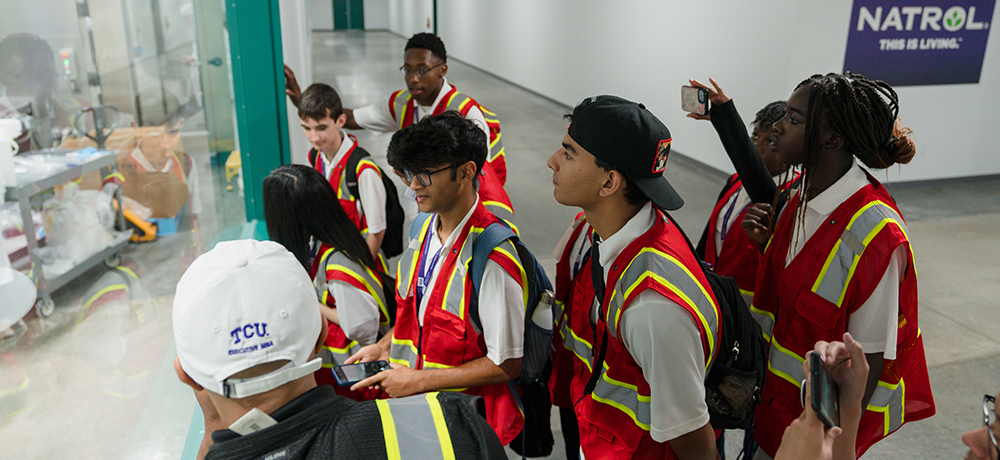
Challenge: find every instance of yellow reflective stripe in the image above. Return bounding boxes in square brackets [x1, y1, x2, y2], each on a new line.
[866, 379, 905, 436]
[116, 266, 139, 280]
[591, 363, 651, 430]
[389, 337, 419, 367]
[103, 172, 125, 183]
[482, 200, 512, 215]
[767, 338, 805, 387]
[562, 324, 594, 371]
[749, 304, 775, 340]
[376, 399, 402, 460]
[82, 284, 127, 309]
[438, 265, 465, 319]
[446, 91, 461, 108]
[609, 248, 718, 367]
[426, 393, 457, 460]
[328, 263, 388, 318]
[457, 98, 472, 113]
[405, 218, 433, 289]
[491, 244, 528, 306]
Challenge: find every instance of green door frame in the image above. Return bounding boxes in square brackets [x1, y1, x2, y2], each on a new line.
[225, 0, 291, 221]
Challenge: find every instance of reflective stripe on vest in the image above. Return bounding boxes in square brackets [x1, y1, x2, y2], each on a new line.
[389, 336, 419, 368]
[867, 379, 906, 436]
[812, 201, 909, 307]
[392, 91, 413, 130]
[480, 106, 504, 164]
[319, 341, 362, 367]
[605, 247, 719, 370]
[376, 392, 456, 460]
[590, 362, 652, 430]
[750, 304, 776, 340]
[766, 337, 806, 388]
[557, 309, 593, 372]
[318, 248, 391, 326]
[483, 200, 518, 235]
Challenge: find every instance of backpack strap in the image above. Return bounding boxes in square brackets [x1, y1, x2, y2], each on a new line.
[308, 148, 319, 168]
[468, 222, 519, 331]
[344, 146, 372, 200]
[410, 212, 434, 243]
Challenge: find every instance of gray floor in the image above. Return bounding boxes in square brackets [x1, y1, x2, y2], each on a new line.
[2, 30, 997, 459]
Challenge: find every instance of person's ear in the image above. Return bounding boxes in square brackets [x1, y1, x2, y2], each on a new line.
[336, 113, 347, 127]
[174, 357, 204, 391]
[439, 63, 448, 77]
[599, 169, 626, 198]
[458, 161, 477, 184]
[821, 130, 843, 152]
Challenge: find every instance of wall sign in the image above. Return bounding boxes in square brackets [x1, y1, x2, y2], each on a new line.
[843, 0, 996, 85]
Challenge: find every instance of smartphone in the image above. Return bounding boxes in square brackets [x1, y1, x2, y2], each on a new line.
[332, 360, 392, 386]
[809, 352, 840, 428]
[681, 85, 709, 115]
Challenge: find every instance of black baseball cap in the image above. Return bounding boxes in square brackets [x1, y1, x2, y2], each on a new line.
[567, 95, 683, 210]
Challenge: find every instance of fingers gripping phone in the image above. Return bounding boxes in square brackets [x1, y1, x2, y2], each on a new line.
[332, 360, 392, 386]
[681, 85, 709, 115]
[804, 352, 840, 428]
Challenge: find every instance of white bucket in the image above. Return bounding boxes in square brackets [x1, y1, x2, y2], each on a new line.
[0, 119, 22, 188]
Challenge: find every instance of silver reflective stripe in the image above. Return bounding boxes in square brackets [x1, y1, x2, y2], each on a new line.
[767, 340, 806, 386]
[397, 244, 419, 299]
[389, 340, 419, 368]
[591, 365, 652, 429]
[606, 250, 718, 349]
[867, 380, 905, 434]
[488, 131, 504, 163]
[750, 305, 775, 340]
[329, 251, 388, 320]
[559, 321, 593, 370]
[814, 203, 906, 306]
[484, 202, 515, 229]
[320, 342, 362, 367]
[442, 266, 465, 317]
[392, 91, 411, 127]
[378, 393, 455, 459]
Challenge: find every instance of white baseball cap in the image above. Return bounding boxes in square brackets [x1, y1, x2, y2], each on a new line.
[173, 239, 323, 398]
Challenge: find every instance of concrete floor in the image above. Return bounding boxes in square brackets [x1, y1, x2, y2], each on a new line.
[2, 30, 997, 458]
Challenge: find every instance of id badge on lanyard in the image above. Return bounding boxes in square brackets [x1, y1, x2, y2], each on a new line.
[416, 216, 445, 305]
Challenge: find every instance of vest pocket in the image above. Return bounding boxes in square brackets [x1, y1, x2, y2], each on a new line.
[422, 309, 469, 367]
[792, 289, 845, 332]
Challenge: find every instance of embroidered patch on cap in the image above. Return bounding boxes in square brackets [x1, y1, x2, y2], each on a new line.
[652, 138, 672, 173]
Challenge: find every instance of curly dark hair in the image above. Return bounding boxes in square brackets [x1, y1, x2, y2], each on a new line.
[405, 33, 447, 63]
[387, 112, 484, 188]
[751, 100, 786, 131]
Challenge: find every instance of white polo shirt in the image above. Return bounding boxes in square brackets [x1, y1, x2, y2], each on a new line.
[317, 132, 387, 234]
[353, 77, 489, 138]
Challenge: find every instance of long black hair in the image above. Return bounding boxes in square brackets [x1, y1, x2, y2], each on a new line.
[263, 164, 376, 271]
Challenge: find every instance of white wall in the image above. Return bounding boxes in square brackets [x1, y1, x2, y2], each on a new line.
[364, 0, 390, 30]
[418, 0, 1000, 182]
[310, 0, 334, 30]
[280, 0, 313, 165]
[387, 0, 433, 38]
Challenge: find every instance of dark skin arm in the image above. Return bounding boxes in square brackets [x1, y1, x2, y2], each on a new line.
[284, 64, 362, 129]
[670, 422, 721, 460]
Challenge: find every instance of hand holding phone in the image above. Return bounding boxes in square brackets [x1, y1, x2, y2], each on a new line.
[805, 352, 840, 428]
[332, 360, 392, 386]
[681, 85, 709, 115]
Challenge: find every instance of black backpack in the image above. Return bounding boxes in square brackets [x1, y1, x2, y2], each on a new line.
[310, 148, 406, 258]
[663, 212, 767, 430]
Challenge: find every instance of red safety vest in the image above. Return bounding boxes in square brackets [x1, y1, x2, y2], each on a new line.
[310, 134, 379, 235]
[704, 172, 800, 306]
[549, 213, 594, 409]
[390, 86, 507, 185]
[478, 162, 517, 235]
[312, 247, 391, 401]
[389, 201, 526, 445]
[750, 172, 935, 458]
[571, 210, 721, 460]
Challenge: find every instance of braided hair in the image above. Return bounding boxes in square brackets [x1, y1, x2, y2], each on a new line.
[789, 72, 915, 249]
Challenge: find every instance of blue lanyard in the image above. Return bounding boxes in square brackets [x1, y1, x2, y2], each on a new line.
[416, 216, 445, 305]
[720, 190, 752, 240]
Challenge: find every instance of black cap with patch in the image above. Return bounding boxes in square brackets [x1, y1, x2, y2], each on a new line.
[567, 95, 683, 211]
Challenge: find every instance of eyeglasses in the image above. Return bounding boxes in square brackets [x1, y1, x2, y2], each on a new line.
[403, 164, 455, 187]
[983, 395, 1000, 459]
[399, 63, 444, 79]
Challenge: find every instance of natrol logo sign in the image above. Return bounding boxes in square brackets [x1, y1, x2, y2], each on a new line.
[844, 0, 996, 85]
